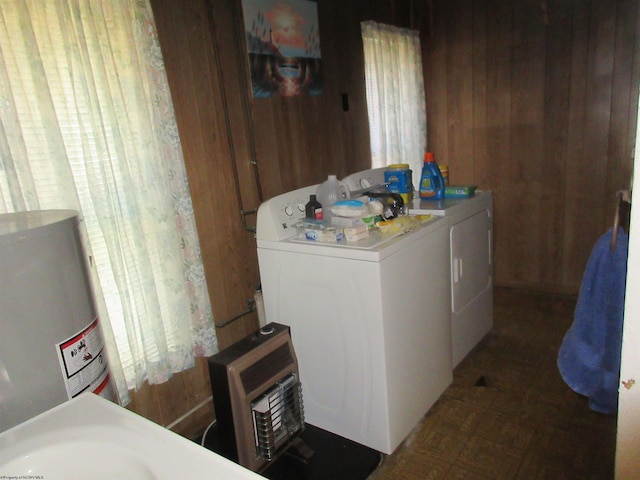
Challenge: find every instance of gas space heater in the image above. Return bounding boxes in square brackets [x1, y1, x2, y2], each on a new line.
[207, 323, 306, 472]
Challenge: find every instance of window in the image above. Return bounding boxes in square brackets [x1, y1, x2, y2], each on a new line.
[0, 0, 217, 405]
[361, 21, 426, 188]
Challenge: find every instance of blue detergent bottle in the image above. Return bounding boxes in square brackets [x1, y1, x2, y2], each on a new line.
[419, 152, 445, 200]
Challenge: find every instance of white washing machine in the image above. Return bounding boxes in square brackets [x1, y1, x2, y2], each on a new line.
[343, 168, 494, 367]
[255, 184, 453, 454]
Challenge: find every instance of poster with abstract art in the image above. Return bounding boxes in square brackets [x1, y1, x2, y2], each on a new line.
[241, 0, 322, 98]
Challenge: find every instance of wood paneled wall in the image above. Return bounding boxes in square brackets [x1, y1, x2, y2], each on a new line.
[139, 0, 638, 439]
[418, 0, 639, 293]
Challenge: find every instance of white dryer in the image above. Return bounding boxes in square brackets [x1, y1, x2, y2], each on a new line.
[256, 184, 452, 454]
[410, 193, 493, 367]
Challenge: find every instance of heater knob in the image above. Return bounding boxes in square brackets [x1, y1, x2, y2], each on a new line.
[259, 325, 275, 335]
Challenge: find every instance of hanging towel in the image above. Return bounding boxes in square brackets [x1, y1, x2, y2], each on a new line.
[557, 227, 629, 414]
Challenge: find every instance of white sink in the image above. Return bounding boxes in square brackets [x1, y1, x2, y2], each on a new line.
[0, 393, 265, 480]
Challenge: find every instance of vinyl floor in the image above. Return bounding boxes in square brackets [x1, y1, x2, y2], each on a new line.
[368, 287, 618, 480]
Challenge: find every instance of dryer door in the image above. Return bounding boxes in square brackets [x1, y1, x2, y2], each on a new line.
[450, 209, 492, 313]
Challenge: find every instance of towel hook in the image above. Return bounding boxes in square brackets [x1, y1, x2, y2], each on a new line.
[611, 190, 631, 251]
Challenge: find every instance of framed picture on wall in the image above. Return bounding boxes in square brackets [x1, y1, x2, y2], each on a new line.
[241, 0, 323, 98]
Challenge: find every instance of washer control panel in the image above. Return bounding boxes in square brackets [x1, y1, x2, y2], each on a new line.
[256, 184, 318, 241]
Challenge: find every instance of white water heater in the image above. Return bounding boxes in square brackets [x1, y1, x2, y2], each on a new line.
[0, 210, 116, 432]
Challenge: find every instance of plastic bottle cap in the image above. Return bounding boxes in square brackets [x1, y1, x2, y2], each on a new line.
[424, 152, 435, 163]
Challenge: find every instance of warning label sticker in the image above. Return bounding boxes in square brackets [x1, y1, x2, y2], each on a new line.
[56, 317, 111, 399]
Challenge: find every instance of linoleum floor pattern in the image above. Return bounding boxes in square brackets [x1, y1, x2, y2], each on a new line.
[368, 287, 617, 480]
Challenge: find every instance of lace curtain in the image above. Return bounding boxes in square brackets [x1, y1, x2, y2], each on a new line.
[361, 21, 427, 188]
[0, 0, 218, 405]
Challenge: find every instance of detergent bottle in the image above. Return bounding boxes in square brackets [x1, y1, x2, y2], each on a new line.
[419, 152, 445, 200]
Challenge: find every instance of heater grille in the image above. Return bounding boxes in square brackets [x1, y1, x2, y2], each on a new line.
[252, 374, 304, 461]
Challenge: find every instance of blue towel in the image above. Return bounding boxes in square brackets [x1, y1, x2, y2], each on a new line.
[557, 227, 628, 414]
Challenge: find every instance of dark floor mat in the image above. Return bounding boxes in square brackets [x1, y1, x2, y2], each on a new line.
[201, 423, 382, 480]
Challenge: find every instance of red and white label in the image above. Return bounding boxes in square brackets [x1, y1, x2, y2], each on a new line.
[56, 317, 113, 400]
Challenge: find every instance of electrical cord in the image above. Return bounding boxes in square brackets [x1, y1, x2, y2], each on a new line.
[201, 418, 217, 447]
